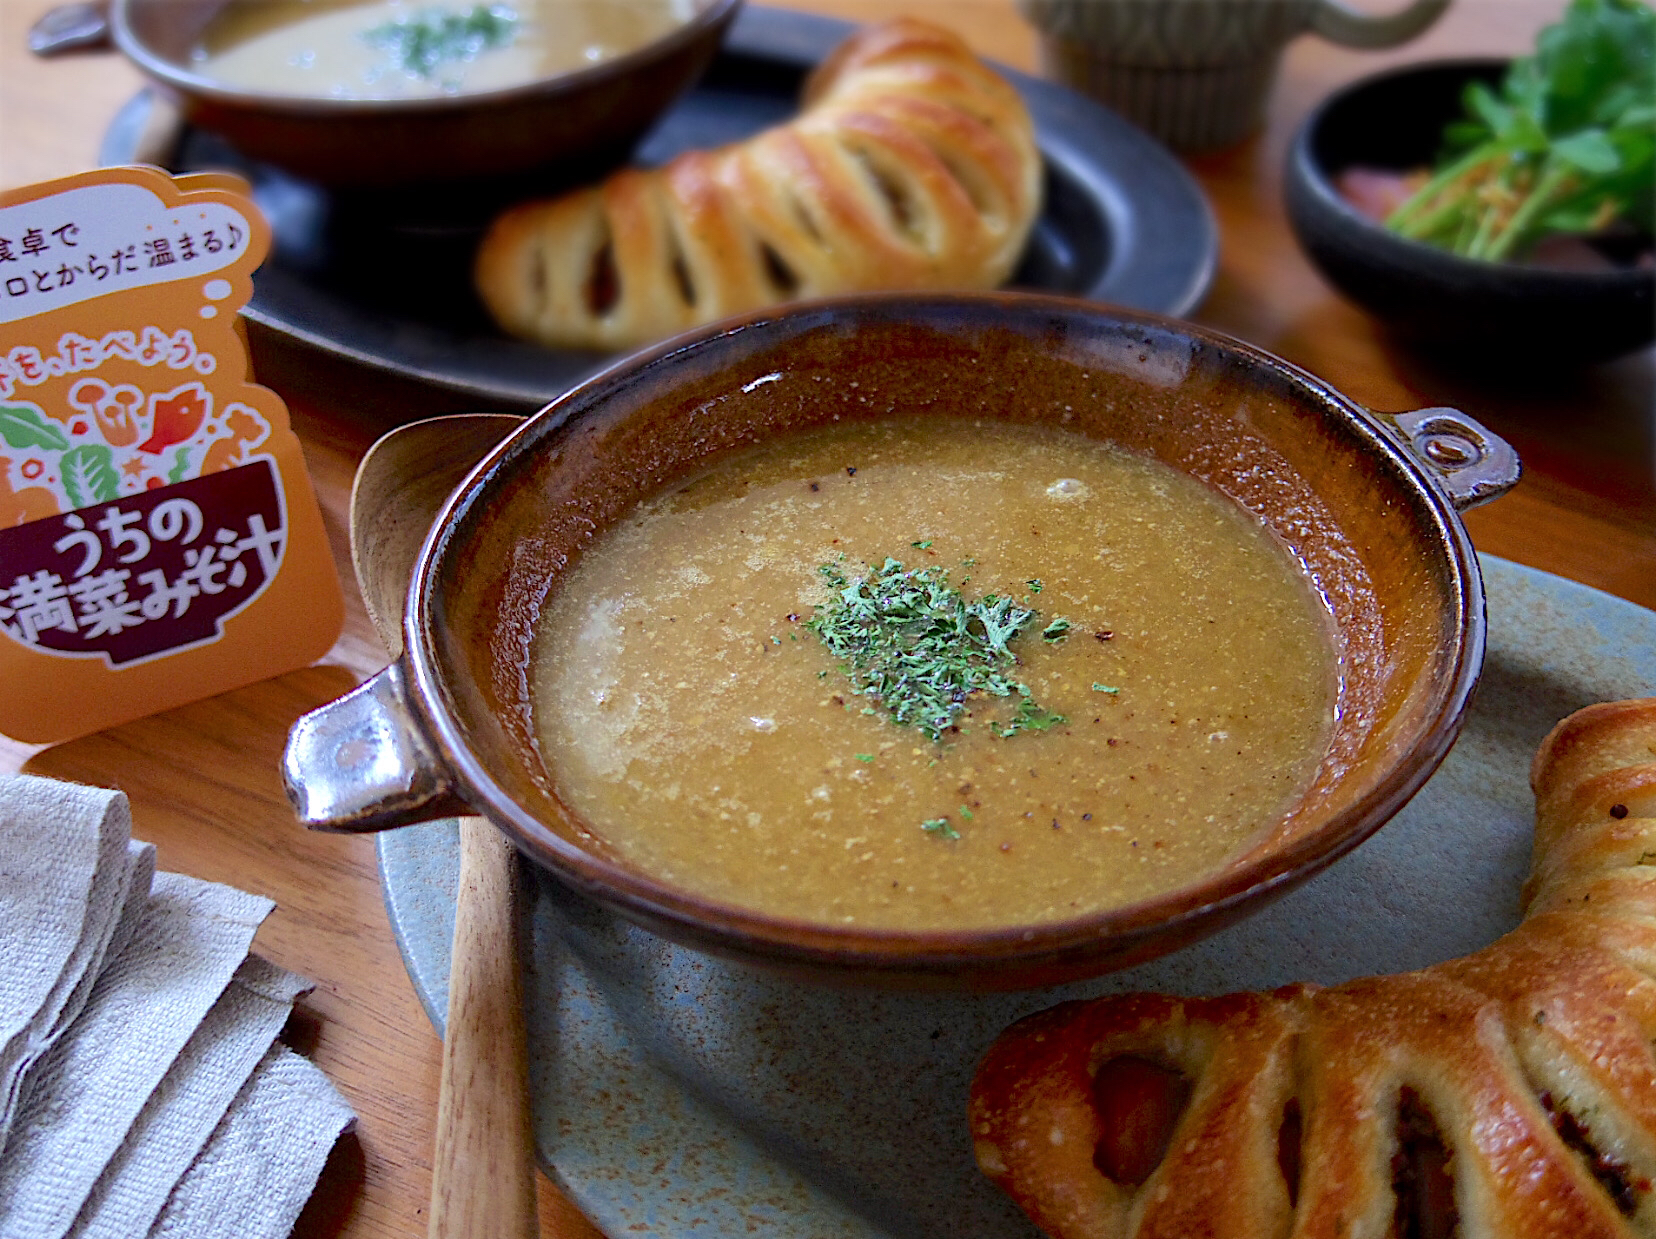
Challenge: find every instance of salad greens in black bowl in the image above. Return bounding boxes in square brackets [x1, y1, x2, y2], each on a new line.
[1285, 0, 1654, 365]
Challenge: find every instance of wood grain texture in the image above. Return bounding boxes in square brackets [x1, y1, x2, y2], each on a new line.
[1, 1, 1651, 1235]
[429, 818, 538, 1239]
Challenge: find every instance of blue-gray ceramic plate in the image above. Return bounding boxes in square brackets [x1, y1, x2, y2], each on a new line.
[101, 6, 1216, 412]
[379, 555, 1656, 1237]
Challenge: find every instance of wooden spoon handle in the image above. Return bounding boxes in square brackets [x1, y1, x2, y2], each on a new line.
[428, 817, 539, 1239]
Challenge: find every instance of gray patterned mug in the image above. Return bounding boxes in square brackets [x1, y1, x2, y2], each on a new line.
[1020, 0, 1451, 150]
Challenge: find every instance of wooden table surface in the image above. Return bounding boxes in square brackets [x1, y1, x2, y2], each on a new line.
[2, 1, 1652, 1235]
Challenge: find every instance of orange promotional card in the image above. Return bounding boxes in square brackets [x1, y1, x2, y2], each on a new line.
[0, 166, 343, 744]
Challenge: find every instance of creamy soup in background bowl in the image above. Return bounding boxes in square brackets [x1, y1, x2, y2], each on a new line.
[284, 293, 1517, 988]
[110, 0, 740, 190]
[191, 0, 700, 102]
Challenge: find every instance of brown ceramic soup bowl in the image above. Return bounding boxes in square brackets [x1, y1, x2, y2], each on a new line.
[283, 293, 1517, 989]
[108, 0, 741, 192]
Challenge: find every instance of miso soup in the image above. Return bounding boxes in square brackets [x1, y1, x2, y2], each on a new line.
[532, 418, 1338, 931]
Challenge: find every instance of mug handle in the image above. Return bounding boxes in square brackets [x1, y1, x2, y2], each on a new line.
[1371, 406, 1521, 512]
[1311, 0, 1450, 49]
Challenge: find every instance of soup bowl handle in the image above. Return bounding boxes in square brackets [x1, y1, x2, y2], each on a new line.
[283, 660, 470, 833]
[1370, 406, 1521, 511]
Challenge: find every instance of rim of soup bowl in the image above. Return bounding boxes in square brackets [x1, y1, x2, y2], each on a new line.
[402, 292, 1487, 981]
[111, 0, 744, 114]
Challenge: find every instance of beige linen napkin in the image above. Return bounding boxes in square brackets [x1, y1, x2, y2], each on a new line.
[0, 871, 273, 1239]
[0, 776, 152, 1149]
[0, 775, 358, 1239]
[144, 1045, 355, 1239]
[67, 955, 314, 1239]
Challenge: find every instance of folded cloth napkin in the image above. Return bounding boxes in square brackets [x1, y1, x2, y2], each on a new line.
[0, 776, 152, 1149]
[0, 870, 274, 1239]
[68, 955, 314, 1239]
[0, 775, 356, 1239]
[145, 1045, 355, 1239]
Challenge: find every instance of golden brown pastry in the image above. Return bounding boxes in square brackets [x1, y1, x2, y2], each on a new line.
[474, 19, 1042, 351]
[969, 698, 1656, 1239]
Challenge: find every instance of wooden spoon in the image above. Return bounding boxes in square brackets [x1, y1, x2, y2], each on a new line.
[349, 414, 539, 1239]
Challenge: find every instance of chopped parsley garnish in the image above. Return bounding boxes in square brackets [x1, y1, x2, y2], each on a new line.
[362, 4, 518, 78]
[1026, 578, 1043, 593]
[805, 556, 1069, 742]
[1092, 683, 1120, 694]
[1002, 699, 1065, 734]
[921, 817, 960, 840]
[1041, 618, 1071, 642]
[911, 540, 933, 549]
[855, 753, 875, 762]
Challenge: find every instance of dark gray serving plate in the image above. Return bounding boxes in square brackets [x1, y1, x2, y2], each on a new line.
[101, 6, 1216, 412]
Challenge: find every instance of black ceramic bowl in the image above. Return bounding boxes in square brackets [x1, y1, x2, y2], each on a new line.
[1285, 58, 1655, 366]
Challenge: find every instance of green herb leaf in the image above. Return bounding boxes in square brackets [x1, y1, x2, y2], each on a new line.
[1041, 617, 1071, 642]
[1092, 683, 1120, 694]
[1554, 128, 1623, 173]
[362, 4, 519, 78]
[911, 540, 933, 549]
[1385, 0, 1656, 260]
[1026, 578, 1043, 593]
[805, 555, 1068, 742]
[920, 817, 960, 840]
[996, 698, 1066, 736]
[958, 805, 974, 820]
[855, 753, 874, 762]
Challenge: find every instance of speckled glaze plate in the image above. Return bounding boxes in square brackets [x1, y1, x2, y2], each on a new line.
[377, 555, 1655, 1237]
[100, 6, 1216, 412]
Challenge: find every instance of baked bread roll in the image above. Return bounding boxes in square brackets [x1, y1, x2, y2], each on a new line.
[970, 698, 1656, 1239]
[475, 19, 1042, 351]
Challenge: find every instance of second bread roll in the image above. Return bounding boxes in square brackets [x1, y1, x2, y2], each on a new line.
[475, 19, 1042, 352]
[969, 698, 1656, 1238]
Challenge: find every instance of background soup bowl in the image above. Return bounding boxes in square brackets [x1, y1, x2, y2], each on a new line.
[109, 0, 742, 193]
[283, 293, 1517, 989]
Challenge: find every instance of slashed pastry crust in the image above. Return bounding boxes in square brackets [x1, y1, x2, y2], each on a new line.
[474, 19, 1041, 351]
[970, 698, 1656, 1238]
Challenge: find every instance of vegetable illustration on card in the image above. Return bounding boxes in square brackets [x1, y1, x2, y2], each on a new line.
[0, 166, 342, 743]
